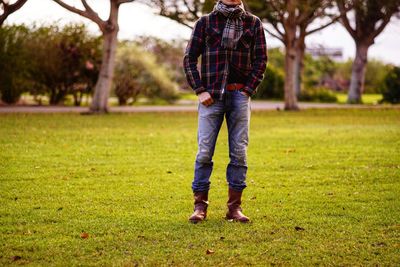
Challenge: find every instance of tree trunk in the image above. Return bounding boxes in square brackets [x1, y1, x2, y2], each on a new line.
[347, 43, 369, 104]
[89, 29, 118, 113]
[284, 46, 299, 110]
[73, 90, 83, 106]
[294, 40, 305, 97]
[49, 91, 56, 105]
[88, 1, 120, 114]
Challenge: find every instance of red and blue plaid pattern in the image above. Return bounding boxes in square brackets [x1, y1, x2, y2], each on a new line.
[183, 11, 268, 98]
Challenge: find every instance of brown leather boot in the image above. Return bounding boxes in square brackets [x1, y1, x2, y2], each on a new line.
[226, 188, 250, 223]
[189, 191, 209, 223]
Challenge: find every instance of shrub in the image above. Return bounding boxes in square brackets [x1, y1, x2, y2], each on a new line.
[381, 66, 400, 104]
[0, 25, 31, 104]
[26, 24, 101, 105]
[299, 87, 338, 103]
[134, 37, 189, 91]
[114, 43, 179, 105]
[254, 65, 284, 100]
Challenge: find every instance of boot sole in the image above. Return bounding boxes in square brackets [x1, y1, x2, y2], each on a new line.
[189, 215, 207, 224]
[225, 216, 250, 223]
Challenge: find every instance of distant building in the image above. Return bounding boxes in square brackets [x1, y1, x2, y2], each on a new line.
[306, 46, 343, 61]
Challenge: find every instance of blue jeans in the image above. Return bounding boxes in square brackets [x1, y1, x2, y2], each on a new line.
[192, 90, 250, 193]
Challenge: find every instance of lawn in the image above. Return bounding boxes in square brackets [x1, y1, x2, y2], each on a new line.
[336, 93, 383, 104]
[1, 109, 399, 266]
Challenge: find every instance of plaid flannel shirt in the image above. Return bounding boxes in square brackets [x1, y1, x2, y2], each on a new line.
[183, 10, 267, 98]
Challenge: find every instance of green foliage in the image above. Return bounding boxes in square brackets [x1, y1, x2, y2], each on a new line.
[114, 43, 179, 105]
[381, 66, 400, 104]
[254, 65, 284, 99]
[134, 36, 188, 91]
[0, 24, 101, 105]
[202, 0, 215, 13]
[299, 86, 338, 103]
[303, 55, 337, 89]
[1, 109, 399, 265]
[26, 24, 101, 105]
[364, 59, 393, 94]
[267, 47, 285, 70]
[0, 25, 31, 104]
[303, 56, 392, 94]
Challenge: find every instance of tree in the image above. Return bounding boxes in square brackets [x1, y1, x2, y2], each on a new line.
[52, 0, 134, 113]
[135, 36, 188, 90]
[381, 66, 400, 104]
[0, 25, 31, 103]
[148, 0, 215, 28]
[0, 0, 28, 26]
[247, 0, 339, 110]
[26, 24, 101, 105]
[337, 0, 400, 103]
[114, 43, 179, 105]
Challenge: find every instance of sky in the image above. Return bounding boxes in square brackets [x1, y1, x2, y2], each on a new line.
[5, 0, 400, 65]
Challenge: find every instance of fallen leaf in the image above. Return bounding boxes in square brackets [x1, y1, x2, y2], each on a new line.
[206, 249, 214, 255]
[285, 148, 296, 154]
[80, 232, 89, 239]
[12, 256, 22, 261]
[220, 236, 225, 240]
[295, 226, 305, 231]
[57, 207, 63, 211]
[372, 242, 386, 247]
[166, 171, 172, 174]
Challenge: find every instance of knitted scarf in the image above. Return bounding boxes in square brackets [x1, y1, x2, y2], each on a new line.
[214, 1, 246, 49]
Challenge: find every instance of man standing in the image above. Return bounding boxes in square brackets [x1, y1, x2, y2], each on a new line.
[183, 0, 267, 223]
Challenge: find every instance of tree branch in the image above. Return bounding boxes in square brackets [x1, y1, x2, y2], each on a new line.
[264, 27, 284, 43]
[337, 0, 356, 38]
[0, 0, 28, 25]
[117, 0, 134, 4]
[371, 15, 392, 41]
[306, 14, 341, 36]
[52, 0, 105, 30]
[81, 0, 95, 14]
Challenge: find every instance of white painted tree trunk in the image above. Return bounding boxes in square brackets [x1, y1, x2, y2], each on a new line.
[52, 0, 133, 114]
[347, 44, 369, 104]
[294, 44, 305, 97]
[284, 46, 299, 110]
[89, 30, 118, 113]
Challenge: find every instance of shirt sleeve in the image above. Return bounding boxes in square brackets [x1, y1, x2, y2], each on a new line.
[242, 18, 268, 96]
[183, 17, 206, 95]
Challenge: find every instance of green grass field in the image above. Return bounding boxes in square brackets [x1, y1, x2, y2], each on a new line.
[1, 109, 399, 265]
